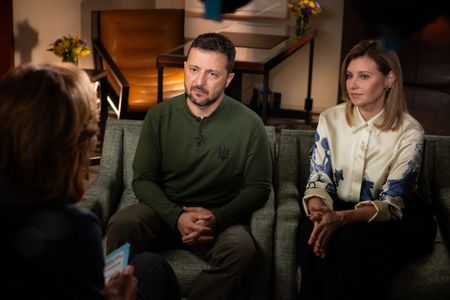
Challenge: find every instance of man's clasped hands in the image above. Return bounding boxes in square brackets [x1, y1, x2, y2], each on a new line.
[177, 207, 217, 246]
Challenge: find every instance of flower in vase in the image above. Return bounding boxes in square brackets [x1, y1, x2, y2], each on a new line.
[288, 0, 322, 36]
[47, 35, 91, 64]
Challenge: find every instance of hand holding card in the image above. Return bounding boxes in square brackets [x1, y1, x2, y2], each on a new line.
[104, 243, 131, 283]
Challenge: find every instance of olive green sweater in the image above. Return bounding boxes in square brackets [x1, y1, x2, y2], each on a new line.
[132, 94, 272, 231]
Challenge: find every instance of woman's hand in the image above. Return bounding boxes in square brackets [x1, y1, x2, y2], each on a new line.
[308, 207, 345, 258]
[307, 203, 377, 258]
[102, 265, 138, 300]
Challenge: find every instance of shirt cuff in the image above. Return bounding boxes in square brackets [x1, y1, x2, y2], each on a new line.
[355, 200, 403, 222]
[303, 188, 333, 216]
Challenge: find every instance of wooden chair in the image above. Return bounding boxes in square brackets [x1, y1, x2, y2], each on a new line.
[91, 9, 185, 119]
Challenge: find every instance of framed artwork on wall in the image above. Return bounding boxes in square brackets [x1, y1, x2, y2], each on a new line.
[185, 0, 289, 20]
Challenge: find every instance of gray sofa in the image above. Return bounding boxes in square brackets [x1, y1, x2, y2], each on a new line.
[275, 129, 450, 300]
[80, 118, 276, 300]
[81, 118, 450, 299]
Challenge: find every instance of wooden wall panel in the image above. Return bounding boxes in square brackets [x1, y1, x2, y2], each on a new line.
[0, 0, 14, 77]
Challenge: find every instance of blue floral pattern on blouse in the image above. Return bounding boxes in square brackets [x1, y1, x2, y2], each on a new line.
[308, 131, 340, 196]
[379, 144, 423, 205]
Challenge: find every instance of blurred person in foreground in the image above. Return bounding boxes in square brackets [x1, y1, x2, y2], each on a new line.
[0, 63, 177, 300]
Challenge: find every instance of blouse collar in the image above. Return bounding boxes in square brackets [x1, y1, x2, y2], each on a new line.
[352, 106, 384, 135]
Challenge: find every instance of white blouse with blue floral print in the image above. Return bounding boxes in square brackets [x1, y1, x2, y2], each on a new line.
[303, 103, 424, 222]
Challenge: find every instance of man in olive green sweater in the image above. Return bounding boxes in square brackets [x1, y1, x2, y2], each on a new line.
[106, 32, 272, 300]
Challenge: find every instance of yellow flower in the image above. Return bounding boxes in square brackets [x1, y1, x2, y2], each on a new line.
[288, 0, 322, 18]
[47, 34, 91, 63]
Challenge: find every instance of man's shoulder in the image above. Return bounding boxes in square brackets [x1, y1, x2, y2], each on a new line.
[145, 94, 185, 122]
[149, 94, 185, 113]
[224, 95, 264, 126]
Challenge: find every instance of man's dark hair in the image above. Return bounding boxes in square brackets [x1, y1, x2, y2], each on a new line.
[188, 32, 236, 73]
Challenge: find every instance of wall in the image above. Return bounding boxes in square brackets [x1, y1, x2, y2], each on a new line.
[183, 0, 344, 113]
[13, 0, 343, 113]
[13, 0, 158, 69]
[13, 0, 83, 66]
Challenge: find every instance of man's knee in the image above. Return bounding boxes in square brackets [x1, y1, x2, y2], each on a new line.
[212, 225, 258, 270]
[106, 203, 155, 253]
[108, 203, 147, 233]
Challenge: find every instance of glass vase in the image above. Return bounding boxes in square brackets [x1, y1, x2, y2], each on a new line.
[296, 16, 309, 37]
[62, 55, 79, 66]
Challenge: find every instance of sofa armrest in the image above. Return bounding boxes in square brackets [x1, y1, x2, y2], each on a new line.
[250, 188, 275, 300]
[78, 118, 125, 230]
[435, 187, 450, 251]
[274, 129, 314, 300]
[274, 131, 301, 300]
[427, 135, 450, 252]
[274, 183, 301, 300]
[251, 188, 275, 250]
[79, 173, 123, 229]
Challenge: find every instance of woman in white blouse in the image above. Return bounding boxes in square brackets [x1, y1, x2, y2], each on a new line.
[298, 39, 437, 300]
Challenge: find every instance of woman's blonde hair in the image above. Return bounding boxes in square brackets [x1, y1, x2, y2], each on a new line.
[0, 63, 98, 204]
[340, 39, 407, 131]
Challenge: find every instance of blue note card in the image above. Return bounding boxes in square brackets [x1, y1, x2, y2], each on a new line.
[104, 242, 131, 283]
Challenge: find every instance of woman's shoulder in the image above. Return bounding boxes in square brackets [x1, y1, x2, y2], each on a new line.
[320, 103, 345, 117]
[319, 103, 346, 125]
[392, 113, 424, 145]
[2, 203, 105, 300]
[63, 203, 99, 219]
[68, 204, 102, 231]
[0, 203, 101, 237]
[401, 112, 424, 133]
[390, 113, 425, 145]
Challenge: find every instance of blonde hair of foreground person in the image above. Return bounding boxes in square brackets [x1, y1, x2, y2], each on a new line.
[0, 63, 137, 300]
[0, 63, 98, 203]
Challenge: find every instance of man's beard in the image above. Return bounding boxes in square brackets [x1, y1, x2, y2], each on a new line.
[186, 85, 223, 107]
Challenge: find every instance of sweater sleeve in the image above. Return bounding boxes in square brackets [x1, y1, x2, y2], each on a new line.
[211, 120, 272, 230]
[132, 113, 183, 229]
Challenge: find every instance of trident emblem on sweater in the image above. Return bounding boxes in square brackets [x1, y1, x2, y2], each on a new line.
[218, 146, 230, 161]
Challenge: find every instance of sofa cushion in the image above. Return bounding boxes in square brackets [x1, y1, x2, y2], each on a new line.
[390, 228, 450, 299]
[161, 250, 209, 295]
